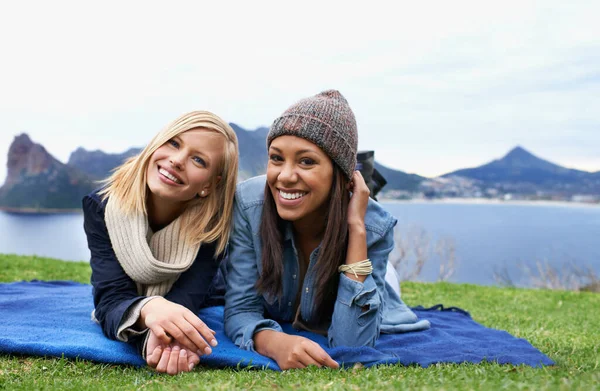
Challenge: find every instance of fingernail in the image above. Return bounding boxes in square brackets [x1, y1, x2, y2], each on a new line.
[210, 339, 218, 347]
[172, 346, 180, 352]
[180, 349, 186, 357]
[204, 346, 212, 355]
[189, 363, 195, 371]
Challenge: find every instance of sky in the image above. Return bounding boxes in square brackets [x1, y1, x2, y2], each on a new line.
[0, 0, 599, 184]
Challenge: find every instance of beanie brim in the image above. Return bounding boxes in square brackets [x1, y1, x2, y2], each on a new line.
[268, 114, 356, 179]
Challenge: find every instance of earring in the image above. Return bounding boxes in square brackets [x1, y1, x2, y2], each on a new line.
[201, 190, 206, 196]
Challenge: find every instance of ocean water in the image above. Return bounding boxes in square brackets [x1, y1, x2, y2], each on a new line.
[1, 201, 599, 287]
[0, 211, 90, 264]
[384, 201, 600, 286]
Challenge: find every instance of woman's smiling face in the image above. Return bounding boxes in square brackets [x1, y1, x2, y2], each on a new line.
[146, 127, 224, 205]
[267, 135, 334, 224]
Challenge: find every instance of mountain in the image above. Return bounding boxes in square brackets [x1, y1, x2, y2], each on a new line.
[0, 134, 95, 209]
[230, 123, 420, 189]
[374, 162, 425, 191]
[229, 123, 269, 180]
[443, 146, 600, 194]
[0, 125, 274, 210]
[10, 130, 572, 211]
[66, 122, 269, 182]
[68, 147, 142, 180]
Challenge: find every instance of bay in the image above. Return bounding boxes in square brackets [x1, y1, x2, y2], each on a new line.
[1, 201, 599, 287]
[384, 201, 600, 286]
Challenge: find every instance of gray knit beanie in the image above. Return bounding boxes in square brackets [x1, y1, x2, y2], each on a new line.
[267, 90, 358, 179]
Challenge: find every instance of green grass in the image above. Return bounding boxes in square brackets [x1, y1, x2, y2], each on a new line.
[1, 254, 598, 390]
[0, 254, 91, 283]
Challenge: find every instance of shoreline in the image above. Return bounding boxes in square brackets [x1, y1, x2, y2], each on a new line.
[1, 198, 599, 213]
[379, 197, 600, 208]
[0, 207, 82, 215]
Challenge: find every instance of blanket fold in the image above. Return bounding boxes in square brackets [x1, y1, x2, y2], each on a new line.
[0, 281, 554, 369]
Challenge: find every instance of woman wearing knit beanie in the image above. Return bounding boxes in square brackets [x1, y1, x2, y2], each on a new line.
[224, 90, 430, 370]
[82, 111, 238, 374]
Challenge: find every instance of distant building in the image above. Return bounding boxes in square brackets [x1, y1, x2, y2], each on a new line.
[571, 195, 599, 203]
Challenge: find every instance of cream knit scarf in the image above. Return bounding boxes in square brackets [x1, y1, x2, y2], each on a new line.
[104, 196, 200, 297]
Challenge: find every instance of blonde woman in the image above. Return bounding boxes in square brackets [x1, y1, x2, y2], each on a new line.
[83, 111, 238, 375]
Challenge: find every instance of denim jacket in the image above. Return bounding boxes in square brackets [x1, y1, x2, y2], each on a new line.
[224, 176, 430, 351]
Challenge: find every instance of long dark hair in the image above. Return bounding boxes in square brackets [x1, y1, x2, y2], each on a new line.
[256, 164, 350, 321]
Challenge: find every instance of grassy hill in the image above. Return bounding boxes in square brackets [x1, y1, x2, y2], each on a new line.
[1, 254, 598, 390]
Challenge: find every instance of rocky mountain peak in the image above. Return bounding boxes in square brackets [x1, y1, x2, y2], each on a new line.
[4, 133, 55, 187]
[502, 146, 539, 163]
[67, 147, 142, 180]
[498, 146, 559, 171]
[0, 134, 95, 209]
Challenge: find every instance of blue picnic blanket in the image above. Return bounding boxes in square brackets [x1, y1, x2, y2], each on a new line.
[0, 281, 554, 369]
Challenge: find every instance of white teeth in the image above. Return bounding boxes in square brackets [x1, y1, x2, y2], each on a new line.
[280, 190, 306, 200]
[159, 168, 181, 184]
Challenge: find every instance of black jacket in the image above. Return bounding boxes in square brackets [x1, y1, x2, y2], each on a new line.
[82, 190, 225, 351]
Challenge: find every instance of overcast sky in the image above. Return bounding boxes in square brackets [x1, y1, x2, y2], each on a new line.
[1, 0, 599, 184]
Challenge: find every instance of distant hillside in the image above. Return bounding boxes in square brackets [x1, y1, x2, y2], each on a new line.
[68, 147, 142, 180]
[231, 124, 421, 190]
[0, 135, 95, 209]
[9, 129, 571, 210]
[67, 122, 269, 182]
[374, 162, 425, 191]
[229, 123, 269, 180]
[444, 146, 600, 194]
[0, 124, 275, 210]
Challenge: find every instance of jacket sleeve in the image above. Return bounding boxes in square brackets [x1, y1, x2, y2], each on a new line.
[83, 194, 149, 343]
[224, 198, 282, 351]
[327, 223, 395, 348]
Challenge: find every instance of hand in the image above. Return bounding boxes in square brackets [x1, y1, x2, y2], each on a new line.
[146, 331, 200, 375]
[254, 330, 339, 370]
[347, 170, 370, 228]
[138, 297, 217, 357]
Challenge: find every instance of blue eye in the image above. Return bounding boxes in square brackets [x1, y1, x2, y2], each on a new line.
[192, 156, 206, 167]
[168, 139, 179, 148]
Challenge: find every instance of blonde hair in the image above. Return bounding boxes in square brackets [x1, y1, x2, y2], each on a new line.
[100, 111, 239, 255]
